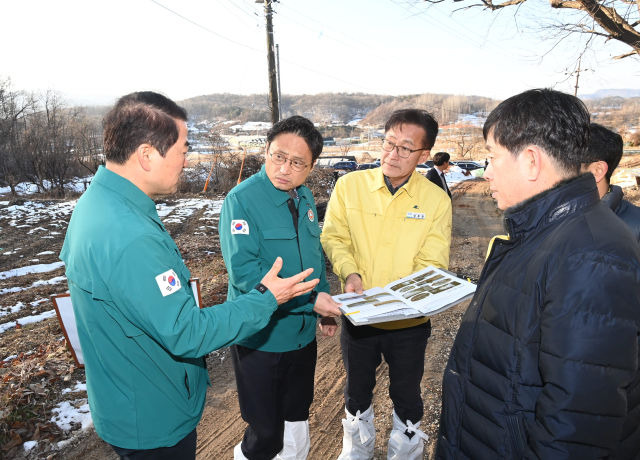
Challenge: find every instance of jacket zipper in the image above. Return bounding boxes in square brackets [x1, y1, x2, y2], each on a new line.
[286, 196, 303, 271]
[287, 196, 307, 333]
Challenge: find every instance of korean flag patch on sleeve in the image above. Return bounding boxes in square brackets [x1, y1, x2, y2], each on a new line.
[155, 269, 182, 297]
[231, 219, 250, 235]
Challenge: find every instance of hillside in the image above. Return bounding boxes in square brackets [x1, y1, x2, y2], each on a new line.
[179, 92, 640, 131]
[75, 92, 640, 131]
[179, 92, 394, 124]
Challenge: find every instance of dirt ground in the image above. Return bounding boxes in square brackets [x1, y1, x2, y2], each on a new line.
[2, 166, 638, 459]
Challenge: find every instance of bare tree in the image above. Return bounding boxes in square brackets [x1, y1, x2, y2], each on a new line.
[20, 92, 70, 195]
[18, 92, 90, 197]
[72, 113, 103, 176]
[339, 142, 352, 157]
[453, 128, 484, 159]
[0, 79, 37, 196]
[422, 0, 640, 60]
[201, 127, 231, 192]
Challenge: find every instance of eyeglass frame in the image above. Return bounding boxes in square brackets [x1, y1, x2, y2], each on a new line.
[268, 150, 311, 172]
[381, 139, 428, 159]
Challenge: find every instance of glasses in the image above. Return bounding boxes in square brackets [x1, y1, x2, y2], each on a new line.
[381, 139, 426, 159]
[269, 151, 310, 172]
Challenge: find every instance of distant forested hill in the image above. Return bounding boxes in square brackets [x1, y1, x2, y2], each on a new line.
[179, 93, 394, 124]
[178, 92, 502, 126]
[83, 92, 639, 130]
[360, 93, 497, 126]
[584, 96, 640, 128]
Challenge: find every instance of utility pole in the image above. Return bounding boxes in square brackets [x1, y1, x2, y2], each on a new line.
[276, 43, 281, 121]
[567, 56, 592, 97]
[259, 0, 280, 124]
[574, 56, 582, 97]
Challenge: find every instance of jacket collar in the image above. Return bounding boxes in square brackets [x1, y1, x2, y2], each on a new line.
[601, 184, 623, 213]
[503, 173, 600, 240]
[257, 165, 301, 207]
[92, 166, 161, 225]
[369, 168, 420, 198]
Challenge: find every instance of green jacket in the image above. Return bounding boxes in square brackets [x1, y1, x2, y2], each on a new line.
[59, 166, 277, 449]
[219, 166, 330, 352]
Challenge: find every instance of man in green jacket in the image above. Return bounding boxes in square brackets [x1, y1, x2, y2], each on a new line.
[220, 116, 341, 460]
[60, 92, 319, 460]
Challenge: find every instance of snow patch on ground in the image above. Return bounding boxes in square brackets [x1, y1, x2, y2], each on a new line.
[50, 399, 93, 432]
[0, 301, 26, 317]
[23, 440, 38, 452]
[157, 198, 223, 224]
[0, 275, 67, 296]
[62, 382, 87, 394]
[0, 261, 65, 280]
[446, 165, 482, 185]
[0, 177, 93, 196]
[0, 309, 57, 334]
[0, 194, 224, 308]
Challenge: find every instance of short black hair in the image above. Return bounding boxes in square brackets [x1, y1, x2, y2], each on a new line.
[384, 109, 439, 151]
[483, 88, 590, 176]
[103, 91, 187, 164]
[266, 115, 323, 162]
[433, 152, 450, 166]
[583, 123, 624, 183]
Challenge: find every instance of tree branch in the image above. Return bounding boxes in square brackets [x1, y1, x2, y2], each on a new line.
[424, 0, 640, 58]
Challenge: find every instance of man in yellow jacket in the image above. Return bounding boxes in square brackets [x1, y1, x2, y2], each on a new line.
[321, 109, 452, 460]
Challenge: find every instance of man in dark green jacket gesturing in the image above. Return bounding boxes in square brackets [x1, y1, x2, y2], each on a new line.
[60, 92, 318, 460]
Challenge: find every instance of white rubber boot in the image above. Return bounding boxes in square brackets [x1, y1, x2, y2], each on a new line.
[274, 420, 310, 460]
[234, 442, 249, 460]
[337, 405, 375, 460]
[387, 410, 429, 460]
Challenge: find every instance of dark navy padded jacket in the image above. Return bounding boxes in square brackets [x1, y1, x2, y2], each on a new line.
[602, 184, 640, 244]
[437, 174, 640, 459]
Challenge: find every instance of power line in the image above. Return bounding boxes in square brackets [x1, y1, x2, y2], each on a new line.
[387, 0, 527, 62]
[278, 3, 373, 51]
[218, 0, 261, 28]
[149, 0, 263, 53]
[148, 0, 482, 118]
[223, 0, 261, 24]
[149, 0, 378, 95]
[229, 0, 261, 18]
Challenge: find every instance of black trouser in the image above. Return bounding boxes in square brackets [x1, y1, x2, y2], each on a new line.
[341, 317, 431, 424]
[109, 428, 196, 460]
[232, 340, 317, 460]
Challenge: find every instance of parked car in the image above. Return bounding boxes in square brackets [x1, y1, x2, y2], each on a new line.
[357, 162, 379, 170]
[332, 161, 358, 176]
[415, 161, 434, 176]
[451, 161, 484, 171]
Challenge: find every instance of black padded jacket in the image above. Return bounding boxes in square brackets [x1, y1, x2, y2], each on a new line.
[602, 185, 640, 244]
[437, 174, 640, 459]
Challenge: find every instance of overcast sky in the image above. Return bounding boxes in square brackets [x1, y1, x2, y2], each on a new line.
[3, 0, 639, 106]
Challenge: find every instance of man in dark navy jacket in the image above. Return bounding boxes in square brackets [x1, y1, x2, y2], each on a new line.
[581, 123, 640, 243]
[437, 89, 640, 459]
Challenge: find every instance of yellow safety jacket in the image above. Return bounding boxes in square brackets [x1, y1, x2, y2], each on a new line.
[321, 168, 452, 329]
